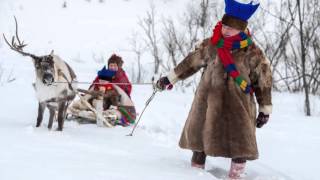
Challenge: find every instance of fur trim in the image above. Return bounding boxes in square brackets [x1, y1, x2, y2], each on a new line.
[221, 14, 248, 31]
[167, 69, 179, 84]
[259, 105, 273, 114]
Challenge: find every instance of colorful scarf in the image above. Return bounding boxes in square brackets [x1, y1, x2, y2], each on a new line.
[211, 21, 254, 95]
[116, 106, 136, 126]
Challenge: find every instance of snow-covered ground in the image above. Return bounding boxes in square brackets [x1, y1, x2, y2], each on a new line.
[1, 0, 320, 180]
[1, 77, 320, 180]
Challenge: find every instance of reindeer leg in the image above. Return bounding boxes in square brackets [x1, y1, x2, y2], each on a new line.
[36, 102, 46, 127]
[63, 99, 71, 120]
[57, 101, 66, 131]
[47, 107, 55, 130]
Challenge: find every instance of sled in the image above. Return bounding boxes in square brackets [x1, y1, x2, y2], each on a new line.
[67, 84, 136, 127]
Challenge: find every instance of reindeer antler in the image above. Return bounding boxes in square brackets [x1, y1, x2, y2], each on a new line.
[2, 16, 39, 59]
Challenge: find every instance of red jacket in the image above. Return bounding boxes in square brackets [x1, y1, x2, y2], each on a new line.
[113, 69, 132, 96]
[92, 69, 132, 97]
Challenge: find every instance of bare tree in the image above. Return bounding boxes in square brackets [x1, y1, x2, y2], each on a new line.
[62, 1, 67, 8]
[136, 0, 320, 115]
[162, 19, 182, 69]
[138, 3, 163, 74]
[129, 32, 145, 83]
[136, 0, 222, 91]
[258, 0, 320, 115]
[139, 0, 216, 75]
[199, 0, 209, 28]
[166, 1, 217, 89]
[253, 1, 296, 91]
[284, 0, 320, 115]
[160, 0, 216, 72]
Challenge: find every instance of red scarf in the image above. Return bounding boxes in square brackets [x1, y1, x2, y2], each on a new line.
[211, 21, 254, 95]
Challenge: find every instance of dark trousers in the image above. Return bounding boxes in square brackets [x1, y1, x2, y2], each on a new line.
[191, 151, 247, 164]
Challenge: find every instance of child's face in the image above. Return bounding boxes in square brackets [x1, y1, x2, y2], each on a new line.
[108, 63, 119, 71]
[221, 24, 241, 38]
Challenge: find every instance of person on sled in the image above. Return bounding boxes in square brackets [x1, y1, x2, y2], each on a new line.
[156, 0, 272, 179]
[69, 54, 136, 127]
[91, 54, 132, 97]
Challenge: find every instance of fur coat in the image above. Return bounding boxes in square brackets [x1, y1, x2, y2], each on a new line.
[167, 38, 272, 160]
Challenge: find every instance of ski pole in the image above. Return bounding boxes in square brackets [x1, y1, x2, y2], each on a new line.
[127, 77, 159, 136]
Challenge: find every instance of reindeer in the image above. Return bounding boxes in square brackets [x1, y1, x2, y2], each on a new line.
[3, 17, 77, 131]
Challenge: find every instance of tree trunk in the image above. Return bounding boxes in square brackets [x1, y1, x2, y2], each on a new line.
[297, 0, 311, 116]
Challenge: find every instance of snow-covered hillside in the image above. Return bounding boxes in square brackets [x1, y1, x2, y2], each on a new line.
[0, 0, 186, 82]
[1, 0, 320, 180]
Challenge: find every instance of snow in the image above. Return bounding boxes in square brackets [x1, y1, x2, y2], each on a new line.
[1, 81, 319, 180]
[1, 0, 320, 180]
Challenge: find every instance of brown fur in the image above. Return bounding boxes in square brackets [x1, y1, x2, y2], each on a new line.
[174, 38, 272, 160]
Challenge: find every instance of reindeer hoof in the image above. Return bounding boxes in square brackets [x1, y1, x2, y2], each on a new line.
[56, 127, 63, 131]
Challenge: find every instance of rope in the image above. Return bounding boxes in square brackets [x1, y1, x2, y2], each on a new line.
[53, 81, 153, 86]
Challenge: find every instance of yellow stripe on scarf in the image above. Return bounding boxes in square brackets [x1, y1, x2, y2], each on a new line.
[240, 80, 247, 90]
[240, 40, 248, 48]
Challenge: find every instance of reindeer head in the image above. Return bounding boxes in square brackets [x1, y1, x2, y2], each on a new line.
[3, 17, 56, 86]
[33, 52, 56, 85]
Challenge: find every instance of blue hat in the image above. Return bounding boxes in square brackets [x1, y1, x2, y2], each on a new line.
[97, 66, 116, 81]
[222, 0, 260, 30]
